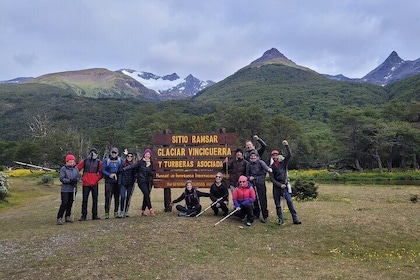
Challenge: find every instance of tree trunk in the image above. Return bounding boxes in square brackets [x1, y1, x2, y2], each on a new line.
[413, 154, 420, 170]
[371, 149, 383, 173]
[355, 158, 363, 172]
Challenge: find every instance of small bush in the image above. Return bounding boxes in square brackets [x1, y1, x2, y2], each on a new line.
[292, 179, 318, 201]
[0, 171, 10, 201]
[39, 174, 54, 185]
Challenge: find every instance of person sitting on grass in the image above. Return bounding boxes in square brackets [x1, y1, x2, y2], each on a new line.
[170, 180, 210, 217]
[209, 172, 229, 216]
[232, 175, 256, 226]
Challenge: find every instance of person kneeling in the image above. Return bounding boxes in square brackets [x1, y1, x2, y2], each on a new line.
[233, 176, 256, 226]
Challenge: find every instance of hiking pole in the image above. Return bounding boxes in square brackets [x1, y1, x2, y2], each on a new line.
[253, 181, 263, 220]
[71, 186, 76, 221]
[214, 207, 241, 226]
[196, 197, 223, 217]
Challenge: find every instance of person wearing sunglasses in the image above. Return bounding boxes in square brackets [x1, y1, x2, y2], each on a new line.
[209, 172, 229, 216]
[102, 147, 123, 219]
[117, 152, 136, 218]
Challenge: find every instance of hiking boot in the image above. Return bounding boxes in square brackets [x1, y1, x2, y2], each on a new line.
[78, 216, 87, 221]
[141, 210, 148, 216]
[119, 211, 125, 218]
[278, 220, 284, 225]
[92, 216, 101, 220]
[261, 218, 267, 223]
[178, 212, 187, 217]
[246, 221, 252, 226]
[149, 209, 155, 217]
[57, 218, 63, 225]
[114, 212, 119, 218]
[105, 213, 109, 219]
[293, 220, 302, 225]
[65, 216, 73, 223]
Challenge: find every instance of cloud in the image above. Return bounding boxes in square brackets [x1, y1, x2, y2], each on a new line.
[0, 0, 419, 82]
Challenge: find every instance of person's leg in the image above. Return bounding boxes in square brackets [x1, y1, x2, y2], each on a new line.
[120, 184, 127, 213]
[252, 184, 261, 218]
[65, 191, 74, 219]
[91, 184, 99, 218]
[112, 183, 120, 216]
[243, 203, 254, 225]
[104, 183, 112, 218]
[284, 191, 301, 224]
[124, 184, 134, 216]
[81, 185, 89, 218]
[273, 186, 284, 224]
[259, 183, 269, 221]
[57, 192, 67, 220]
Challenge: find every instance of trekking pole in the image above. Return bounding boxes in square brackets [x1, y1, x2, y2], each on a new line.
[214, 207, 241, 226]
[196, 197, 223, 217]
[71, 186, 76, 221]
[253, 181, 262, 220]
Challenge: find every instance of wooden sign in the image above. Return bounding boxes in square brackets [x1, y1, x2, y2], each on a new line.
[153, 132, 237, 188]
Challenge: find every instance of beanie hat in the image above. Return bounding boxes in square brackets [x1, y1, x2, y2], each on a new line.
[144, 148, 152, 155]
[238, 175, 248, 182]
[65, 154, 75, 162]
[89, 148, 98, 154]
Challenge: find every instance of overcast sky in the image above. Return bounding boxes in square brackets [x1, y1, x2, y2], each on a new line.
[1, 0, 419, 82]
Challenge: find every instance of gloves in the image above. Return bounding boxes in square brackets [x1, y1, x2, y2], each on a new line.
[234, 201, 240, 208]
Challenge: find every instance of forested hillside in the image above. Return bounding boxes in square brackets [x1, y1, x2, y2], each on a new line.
[0, 64, 419, 172]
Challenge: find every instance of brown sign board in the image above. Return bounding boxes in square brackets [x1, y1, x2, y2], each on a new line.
[152, 132, 237, 188]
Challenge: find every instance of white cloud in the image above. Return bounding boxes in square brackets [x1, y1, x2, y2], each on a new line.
[1, 0, 419, 81]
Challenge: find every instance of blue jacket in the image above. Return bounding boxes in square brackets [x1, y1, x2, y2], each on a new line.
[102, 156, 123, 184]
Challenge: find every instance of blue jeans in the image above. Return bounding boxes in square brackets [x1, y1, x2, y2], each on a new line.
[273, 186, 299, 223]
[120, 184, 134, 212]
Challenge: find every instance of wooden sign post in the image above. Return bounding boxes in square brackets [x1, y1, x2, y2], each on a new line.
[152, 130, 237, 211]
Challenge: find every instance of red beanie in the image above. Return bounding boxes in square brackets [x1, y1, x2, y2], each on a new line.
[65, 154, 75, 162]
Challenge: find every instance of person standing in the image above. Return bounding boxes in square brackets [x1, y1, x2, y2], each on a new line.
[76, 148, 103, 221]
[123, 149, 155, 216]
[118, 152, 136, 218]
[232, 175, 256, 226]
[209, 172, 229, 216]
[170, 180, 210, 217]
[57, 154, 80, 225]
[269, 140, 302, 225]
[223, 148, 248, 192]
[244, 135, 267, 161]
[246, 151, 272, 223]
[102, 147, 123, 219]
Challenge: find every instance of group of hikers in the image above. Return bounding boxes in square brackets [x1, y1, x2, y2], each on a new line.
[56, 135, 301, 227]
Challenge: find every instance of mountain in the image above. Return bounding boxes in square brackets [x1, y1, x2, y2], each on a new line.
[194, 48, 388, 124]
[0, 77, 33, 84]
[118, 69, 215, 100]
[26, 68, 160, 100]
[323, 51, 420, 86]
[361, 51, 420, 86]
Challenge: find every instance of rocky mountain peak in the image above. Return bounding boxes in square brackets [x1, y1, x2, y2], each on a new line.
[251, 48, 289, 64]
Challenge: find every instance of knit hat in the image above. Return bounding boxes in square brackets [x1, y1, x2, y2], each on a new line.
[143, 148, 152, 155]
[65, 154, 75, 162]
[238, 175, 248, 182]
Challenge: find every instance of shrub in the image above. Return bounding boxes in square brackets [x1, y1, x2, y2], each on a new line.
[0, 171, 10, 201]
[39, 174, 54, 185]
[292, 179, 318, 201]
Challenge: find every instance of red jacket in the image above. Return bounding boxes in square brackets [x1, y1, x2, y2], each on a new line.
[232, 182, 255, 208]
[76, 158, 103, 187]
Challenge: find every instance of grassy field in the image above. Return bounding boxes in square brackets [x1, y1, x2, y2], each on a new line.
[0, 177, 419, 280]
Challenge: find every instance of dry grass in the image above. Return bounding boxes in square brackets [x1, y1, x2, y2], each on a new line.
[0, 178, 419, 280]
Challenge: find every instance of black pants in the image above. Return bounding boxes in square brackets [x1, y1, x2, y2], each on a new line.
[81, 184, 99, 217]
[253, 182, 268, 219]
[138, 181, 152, 211]
[234, 203, 254, 223]
[176, 205, 202, 217]
[211, 200, 229, 214]
[105, 182, 120, 214]
[57, 191, 74, 219]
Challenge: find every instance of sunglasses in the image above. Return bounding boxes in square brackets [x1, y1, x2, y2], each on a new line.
[127, 155, 133, 158]
[239, 181, 247, 183]
[216, 176, 222, 178]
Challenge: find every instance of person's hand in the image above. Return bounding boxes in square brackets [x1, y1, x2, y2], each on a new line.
[281, 184, 287, 189]
[123, 149, 128, 156]
[110, 173, 117, 180]
[236, 206, 241, 211]
[253, 135, 259, 140]
[249, 176, 254, 181]
[282, 140, 288, 146]
[169, 202, 174, 207]
[267, 168, 273, 173]
[224, 157, 228, 163]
